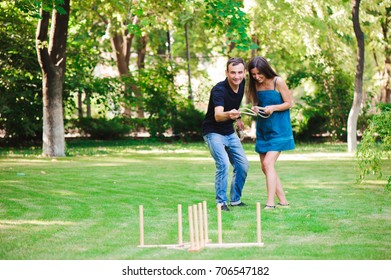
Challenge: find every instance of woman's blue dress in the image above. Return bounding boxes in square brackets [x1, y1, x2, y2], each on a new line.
[255, 81, 295, 154]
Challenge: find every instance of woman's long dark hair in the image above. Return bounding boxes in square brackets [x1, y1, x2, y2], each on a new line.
[246, 56, 278, 105]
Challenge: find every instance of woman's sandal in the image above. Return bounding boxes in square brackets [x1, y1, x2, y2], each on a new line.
[264, 205, 276, 210]
[277, 203, 290, 207]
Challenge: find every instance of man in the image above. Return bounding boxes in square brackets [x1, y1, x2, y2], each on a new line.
[202, 57, 249, 211]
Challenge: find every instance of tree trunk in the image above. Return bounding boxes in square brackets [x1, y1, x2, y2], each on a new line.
[36, 1, 70, 157]
[348, 0, 364, 153]
[86, 91, 91, 118]
[166, 30, 172, 61]
[251, 35, 259, 58]
[380, 9, 391, 103]
[380, 56, 391, 103]
[137, 35, 148, 70]
[185, 22, 193, 101]
[78, 92, 83, 118]
[109, 20, 144, 118]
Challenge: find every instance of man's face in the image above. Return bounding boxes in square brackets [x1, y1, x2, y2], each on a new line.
[225, 63, 245, 87]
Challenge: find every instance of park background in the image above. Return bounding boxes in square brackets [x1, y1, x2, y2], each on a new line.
[0, 0, 390, 261]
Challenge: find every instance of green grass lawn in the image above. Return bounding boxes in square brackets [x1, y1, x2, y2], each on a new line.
[0, 140, 390, 260]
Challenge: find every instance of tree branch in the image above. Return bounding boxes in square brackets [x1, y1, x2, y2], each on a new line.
[35, 8, 51, 72]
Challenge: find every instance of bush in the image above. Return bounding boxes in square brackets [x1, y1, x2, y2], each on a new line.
[0, 3, 42, 145]
[132, 63, 177, 138]
[172, 102, 204, 141]
[288, 62, 354, 141]
[357, 103, 391, 191]
[68, 117, 132, 140]
[293, 107, 329, 141]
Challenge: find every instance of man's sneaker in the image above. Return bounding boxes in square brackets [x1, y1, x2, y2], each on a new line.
[220, 204, 230, 211]
[230, 202, 247, 207]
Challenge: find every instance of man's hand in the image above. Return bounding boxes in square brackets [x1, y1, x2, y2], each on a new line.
[228, 109, 241, 120]
[215, 106, 242, 122]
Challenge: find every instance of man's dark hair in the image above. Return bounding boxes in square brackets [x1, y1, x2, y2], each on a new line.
[226, 57, 245, 71]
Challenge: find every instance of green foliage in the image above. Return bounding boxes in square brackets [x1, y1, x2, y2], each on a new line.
[64, 76, 122, 119]
[248, 0, 359, 142]
[123, 61, 205, 140]
[292, 108, 329, 141]
[357, 103, 391, 191]
[63, 1, 123, 119]
[12, 0, 68, 17]
[289, 60, 354, 141]
[2, 0, 388, 151]
[172, 102, 204, 141]
[0, 2, 42, 144]
[131, 61, 178, 138]
[204, 0, 253, 53]
[68, 117, 131, 140]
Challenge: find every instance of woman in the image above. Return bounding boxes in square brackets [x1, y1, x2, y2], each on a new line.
[246, 56, 295, 209]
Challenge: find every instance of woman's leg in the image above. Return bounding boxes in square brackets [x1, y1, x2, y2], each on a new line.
[259, 151, 282, 206]
[275, 175, 288, 205]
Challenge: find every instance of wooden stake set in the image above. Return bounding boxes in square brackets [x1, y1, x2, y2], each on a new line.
[138, 201, 264, 251]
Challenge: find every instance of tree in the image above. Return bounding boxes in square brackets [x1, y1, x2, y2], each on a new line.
[0, 1, 42, 144]
[203, 0, 253, 56]
[85, 0, 184, 118]
[75, 0, 253, 119]
[378, 6, 391, 103]
[362, 0, 391, 104]
[357, 103, 391, 191]
[35, 0, 70, 156]
[248, 0, 357, 141]
[348, 0, 365, 152]
[64, 3, 120, 120]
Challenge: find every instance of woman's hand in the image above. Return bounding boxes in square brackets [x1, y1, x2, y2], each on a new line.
[263, 105, 275, 115]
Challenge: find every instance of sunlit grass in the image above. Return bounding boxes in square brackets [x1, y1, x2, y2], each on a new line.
[0, 140, 390, 260]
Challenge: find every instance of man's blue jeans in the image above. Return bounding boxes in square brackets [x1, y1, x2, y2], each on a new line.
[203, 132, 249, 205]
